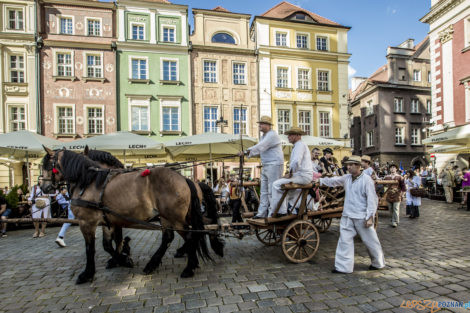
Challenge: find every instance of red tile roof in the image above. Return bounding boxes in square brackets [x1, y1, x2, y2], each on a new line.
[261, 1, 341, 26]
[212, 6, 230, 12]
[142, 0, 171, 3]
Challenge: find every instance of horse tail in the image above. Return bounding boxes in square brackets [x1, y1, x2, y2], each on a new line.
[198, 182, 224, 257]
[185, 178, 212, 261]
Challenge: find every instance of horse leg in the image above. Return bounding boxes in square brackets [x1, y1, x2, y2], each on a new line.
[143, 229, 174, 275]
[174, 242, 187, 258]
[77, 222, 97, 284]
[181, 233, 199, 278]
[102, 225, 119, 269]
[115, 227, 133, 268]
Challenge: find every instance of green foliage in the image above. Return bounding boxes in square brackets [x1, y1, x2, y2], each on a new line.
[5, 186, 19, 209]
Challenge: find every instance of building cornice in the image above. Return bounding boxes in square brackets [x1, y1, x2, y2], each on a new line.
[0, 33, 35, 41]
[420, 0, 465, 24]
[40, 0, 115, 10]
[252, 16, 351, 30]
[259, 45, 351, 60]
[192, 8, 251, 19]
[44, 40, 113, 50]
[191, 45, 255, 56]
[117, 0, 187, 11]
[116, 42, 189, 54]
[352, 82, 431, 105]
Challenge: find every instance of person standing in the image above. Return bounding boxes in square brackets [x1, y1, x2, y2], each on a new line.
[55, 187, 73, 247]
[228, 177, 244, 225]
[245, 116, 284, 219]
[384, 164, 406, 227]
[361, 155, 376, 179]
[439, 166, 455, 204]
[320, 148, 336, 174]
[311, 148, 322, 174]
[315, 155, 385, 273]
[461, 168, 470, 211]
[271, 127, 313, 217]
[405, 169, 422, 218]
[0, 193, 11, 238]
[28, 177, 51, 238]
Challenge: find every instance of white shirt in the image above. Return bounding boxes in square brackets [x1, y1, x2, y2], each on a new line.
[363, 167, 375, 178]
[248, 130, 284, 165]
[311, 159, 322, 173]
[320, 173, 378, 220]
[290, 140, 313, 179]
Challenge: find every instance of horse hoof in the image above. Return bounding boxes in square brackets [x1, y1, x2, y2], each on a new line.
[76, 272, 94, 284]
[106, 258, 118, 269]
[143, 264, 156, 275]
[180, 269, 194, 278]
[120, 256, 134, 268]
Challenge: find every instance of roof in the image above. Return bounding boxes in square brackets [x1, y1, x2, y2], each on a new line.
[141, 0, 171, 3]
[260, 1, 341, 26]
[212, 6, 229, 12]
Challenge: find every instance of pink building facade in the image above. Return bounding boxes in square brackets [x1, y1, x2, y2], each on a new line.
[39, 0, 116, 140]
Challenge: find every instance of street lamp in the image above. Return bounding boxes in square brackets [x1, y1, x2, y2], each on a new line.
[216, 116, 228, 134]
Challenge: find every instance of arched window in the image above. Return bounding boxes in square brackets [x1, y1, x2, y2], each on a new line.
[211, 33, 236, 44]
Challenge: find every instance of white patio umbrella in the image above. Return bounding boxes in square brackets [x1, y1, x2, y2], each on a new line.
[422, 124, 470, 145]
[55, 131, 165, 162]
[279, 135, 344, 155]
[0, 130, 63, 186]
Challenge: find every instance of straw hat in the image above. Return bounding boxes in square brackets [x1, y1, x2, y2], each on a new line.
[344, 155, 361, 164]
[257, 116, 273, 125]
[284, 126, 305, 135]
[361, 155, 372, 163]
[323, 147, 333, 155]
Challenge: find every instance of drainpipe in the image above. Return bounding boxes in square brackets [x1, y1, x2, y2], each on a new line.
[34, 0, 42, 134]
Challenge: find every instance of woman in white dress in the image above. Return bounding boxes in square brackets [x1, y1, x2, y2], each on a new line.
[27, 177, 54, 237]
[405, 169, 421, 218]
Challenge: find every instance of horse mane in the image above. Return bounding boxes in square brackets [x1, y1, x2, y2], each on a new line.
[87, 150, 124, 169]
[59, 150, 109, 189]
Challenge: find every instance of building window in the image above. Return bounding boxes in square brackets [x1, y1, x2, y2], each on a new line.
[211, 33, 235, 44]
[162, 60, 177, 81]
[366, 131, 373, 147]
[399, 68, 406, 81]
[411, 99, 420, 113]
[131, 24, 144, 40]
[58, 107, 74, 134]
[87, 107, 103, 134]
[131, 58, 147, 79]
[394, 97, 403, 112]
[298, 110, 311, 135]
[295, 13, 306, 20]
[87, 19, 101, 36]
[296, 34, 308, 49]
[426, 100, 432, 114]
[411, 128, 420, 145]
[204, 107, 218, 133]
[86, 55, 102, 78]
[317, 70, 329, 91]
[413, 70, 421, 81]
[277, 109, 290, 135]
[162, 107, 179, 131]
[395, 127, 404, 145]
[275, 32, 287, 46]
[233, 63, 246, 85]
[277, 67, 288, 88]
[60, 17, 73, 34]
[427, 71, 431, 82]
[162, 26, 175, 42]
[319, 111, 331, 137]
[316, 36, 328, 51]
[297, 69, 309, 90]
[7, 9, 23, 30]
[9, 106, 25, 131]
[131, 102, 149, 131]
[57, 53, 72, 77]
[366, 100, 374, 115]
[10, 55, 24, 83]
[203, 61, 217, 83]
[233, 108, 247, 135]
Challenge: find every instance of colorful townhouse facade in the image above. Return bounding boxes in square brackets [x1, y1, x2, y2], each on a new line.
[38, 0, 117, 140]
[116, 0, 191, 142]
[251, 1, 351, 155]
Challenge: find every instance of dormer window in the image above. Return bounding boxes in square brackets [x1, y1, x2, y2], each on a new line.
[212, 33, 236, 44]
[295, 13, 306, 20]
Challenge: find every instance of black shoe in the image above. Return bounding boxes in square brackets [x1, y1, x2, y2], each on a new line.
[275, 213, 287, 217]
[331, 269, 348, 274]
[368, 265, 381, 271]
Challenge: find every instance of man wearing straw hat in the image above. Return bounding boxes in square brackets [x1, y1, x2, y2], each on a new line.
[270, 127, 313, 217]
[314, 155, 385, 273]
[245, 116, 284, 219]
[361, 155, 376, 179]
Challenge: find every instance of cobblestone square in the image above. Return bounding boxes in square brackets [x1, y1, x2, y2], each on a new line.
[1, 199, 469, 313]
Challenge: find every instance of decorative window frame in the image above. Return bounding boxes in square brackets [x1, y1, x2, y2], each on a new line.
[366, 130, 374, 147]
[7, 103, 26, 132]
[7, 51, 26, 83]
[53, 103, 76, 135]
[57, 15, 74, 35]
[159, 97, 182, 133]
[275, 65, 291, 89]
[128, 55, 149, 80]
[84, 104, 105, 135]
[276, 104, 292, 135]
[203, 59, 218, 83]
[202, 105, 220, 133]
[233, 106, 249, 135]
[130, 22, 146, 40]
[85, 17, 102, 37]
[4, 5, 25, 32]
[128, 97, 151, 132]
[211, 31, 238, 45]
[232, 61, 247, 85]
[316, 68, 331, 92]
[273, 28, 290, 47]
[395, 126, 405, 145]
[317, 108, 332, 138]
[296, 66, 311, 90]
[83, 51, 104, 79]
[411, 128, 421, 145]
[464, 17, 470, 49]
[411, 98, 420, 113]
[297, 105, 313, 136]
[393, 97, 404, 113]
[53, 49, 75, 77]
[413, 69, 421, 82]
[295, 31, 309, 49]
[160, 24, 176, 42]
[160, 57, 179, 81]
[315, 34, 329, 51]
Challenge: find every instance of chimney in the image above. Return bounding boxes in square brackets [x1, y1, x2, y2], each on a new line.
[351, 77, 367, 92]
[398, 38, 415, 49]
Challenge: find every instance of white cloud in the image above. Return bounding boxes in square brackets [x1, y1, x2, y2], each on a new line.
[386, 6, 397, 15]
[348, 65, 357, 77]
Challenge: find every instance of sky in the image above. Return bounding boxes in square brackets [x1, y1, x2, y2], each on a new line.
[181, 0, 431, 81]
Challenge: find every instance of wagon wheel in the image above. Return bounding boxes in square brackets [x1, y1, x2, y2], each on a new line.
[255, 228, 281, 246]
[282, 220, 320, 263]
[312, 217, 332, 233]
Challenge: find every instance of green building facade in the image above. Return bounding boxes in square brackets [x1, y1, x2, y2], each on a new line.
[116, 0, 191, 141]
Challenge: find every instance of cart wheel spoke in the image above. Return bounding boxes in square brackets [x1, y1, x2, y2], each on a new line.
[282, 220, 320, 263]
[286, 243, 297, 253]
[287, 232, 298, 241]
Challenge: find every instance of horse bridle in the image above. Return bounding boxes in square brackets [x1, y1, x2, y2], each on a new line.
[42, 149, 66, 189]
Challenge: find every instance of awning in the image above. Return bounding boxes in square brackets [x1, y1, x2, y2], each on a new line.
[423, 124, 470, 145]
[429, 144, 470, 154]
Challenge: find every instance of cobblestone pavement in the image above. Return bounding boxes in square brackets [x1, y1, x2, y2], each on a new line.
[1, 199, 469, 313]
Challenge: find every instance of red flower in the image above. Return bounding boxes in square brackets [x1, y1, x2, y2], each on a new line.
[52, 168, 59, 174]
[141, 169, 151, 177]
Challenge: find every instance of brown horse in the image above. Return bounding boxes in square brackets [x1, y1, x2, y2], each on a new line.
[41, 147, 224, 284]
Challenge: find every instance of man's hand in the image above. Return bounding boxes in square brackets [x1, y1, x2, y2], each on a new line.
[365, 217, 374, 228]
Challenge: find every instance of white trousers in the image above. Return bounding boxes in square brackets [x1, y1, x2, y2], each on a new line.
[335, 216, 385, 273]
[256, 164, 284, 217]
[271, 175, 311, 216]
